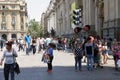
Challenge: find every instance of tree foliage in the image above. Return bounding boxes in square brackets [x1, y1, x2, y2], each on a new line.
[28, 19, 43, 37]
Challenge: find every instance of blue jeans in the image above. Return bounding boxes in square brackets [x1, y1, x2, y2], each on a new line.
[75, 56, 82, 70]
[87, 55, 93, 70]
[63, 44, 67, 51]
[26, 43, 30, 55]
[4, 63, 15, 80]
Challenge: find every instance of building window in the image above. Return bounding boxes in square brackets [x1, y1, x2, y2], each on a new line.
[20, 6, 23, 10]
[21, 17, 24, 23]
[20, 13, 23, 16]
[1, 24, 6, 30]
[12, 25, 15, 30]
[11, 12, 16, 16]
[11, 17, 16, 26]
[2, 12, 5, 16]
[21, 26, 24, 30]
[11, 5, 15, 9]
[12, 17, 15, 23]
[2, 16, 6, 22]
[2, 5, 5, 9]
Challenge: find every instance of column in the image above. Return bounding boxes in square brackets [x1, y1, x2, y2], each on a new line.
[7, 33, 11, 40]
[95, 0, 101, 36]
[6, 11, 11, 30]
[16, 11, 20, 30]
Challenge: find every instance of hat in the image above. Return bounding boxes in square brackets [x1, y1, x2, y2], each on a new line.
[6, 41, 12, 47]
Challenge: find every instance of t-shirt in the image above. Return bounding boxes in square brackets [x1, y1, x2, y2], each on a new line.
[25, 35, 31, 43]
[1, 49, 17, 64]
[85, 42, 94, 55]
[46, 38, 51, 46]
[47, 48, 53, 57]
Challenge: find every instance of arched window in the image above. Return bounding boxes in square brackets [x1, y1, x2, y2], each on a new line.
[2, 34, 7, 40]
[12, 34, 17, 39]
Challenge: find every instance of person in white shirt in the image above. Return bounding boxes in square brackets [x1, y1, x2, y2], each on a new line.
[40, 38, 45, 50]
[0, 41, 18, 80]
[46, 37, 52, 47]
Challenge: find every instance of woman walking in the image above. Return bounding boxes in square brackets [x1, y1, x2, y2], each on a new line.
[0, 41, 18, 80]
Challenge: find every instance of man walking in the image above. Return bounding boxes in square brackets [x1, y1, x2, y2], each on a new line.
[25, 33, 31, 55]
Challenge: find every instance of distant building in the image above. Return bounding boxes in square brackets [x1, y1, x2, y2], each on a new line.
[0, 0, 28, 40]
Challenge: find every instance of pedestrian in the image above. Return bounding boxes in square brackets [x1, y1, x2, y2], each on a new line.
[97, 40, 104, 65]
[45, 36, 52, 47]
[40, 37, 45, 50]
[45, 43, 54, 72]
[111, 40, 120, 70]
[0, 40, 4, 51]
[74, 43, 83, 71]
[25, 33, 31, 55]
[18, 38, 24, 52]
[0, 41, 18, 80]
[93, 39, 100, 69]
[32, 37, 37, 55]
[102, 41, 109, 64]
[85, 36, 94, 71]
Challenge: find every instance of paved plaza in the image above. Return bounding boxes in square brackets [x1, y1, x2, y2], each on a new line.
[0, 49, 120, 80]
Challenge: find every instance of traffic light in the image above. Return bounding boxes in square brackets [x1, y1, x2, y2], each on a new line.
[74, 27, 82, 33]
[84, 25, 90, 31]
[73, 9, 82, 25]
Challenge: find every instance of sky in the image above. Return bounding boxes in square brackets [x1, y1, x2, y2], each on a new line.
[26, 0, 50, 21]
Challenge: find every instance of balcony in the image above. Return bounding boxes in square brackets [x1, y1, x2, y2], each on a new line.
[1, 21, 6, 25]
[1, 27, 6, 30]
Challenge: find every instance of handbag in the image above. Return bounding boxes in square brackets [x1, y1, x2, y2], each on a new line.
[14, 62, 20, 74]
[41, 50, 50, 63]
[12, 49, 20, 74]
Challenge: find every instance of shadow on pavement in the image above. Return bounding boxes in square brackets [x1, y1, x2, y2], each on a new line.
[0, 65, 120, 80]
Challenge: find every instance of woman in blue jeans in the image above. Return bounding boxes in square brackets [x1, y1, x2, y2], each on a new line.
[0, 41, 18, 80]
[85, 36, 94, 71]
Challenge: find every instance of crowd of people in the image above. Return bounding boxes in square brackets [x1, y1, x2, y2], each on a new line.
[0, 33, 120, 80]
[6, 34, 120, 72]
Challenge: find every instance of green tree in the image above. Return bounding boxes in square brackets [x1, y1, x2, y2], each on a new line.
[28, 19, 43, 37]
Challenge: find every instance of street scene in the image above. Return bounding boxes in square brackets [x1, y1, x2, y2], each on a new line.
[0, 49, 120, 80]
[1, 0, 120, 80]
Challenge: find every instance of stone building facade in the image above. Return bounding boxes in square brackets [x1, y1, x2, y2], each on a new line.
[42, 0, 120, 40]
[0, 0, 28, 40]
[41, 13, 46, 35]
[82, 0, 120, 40]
